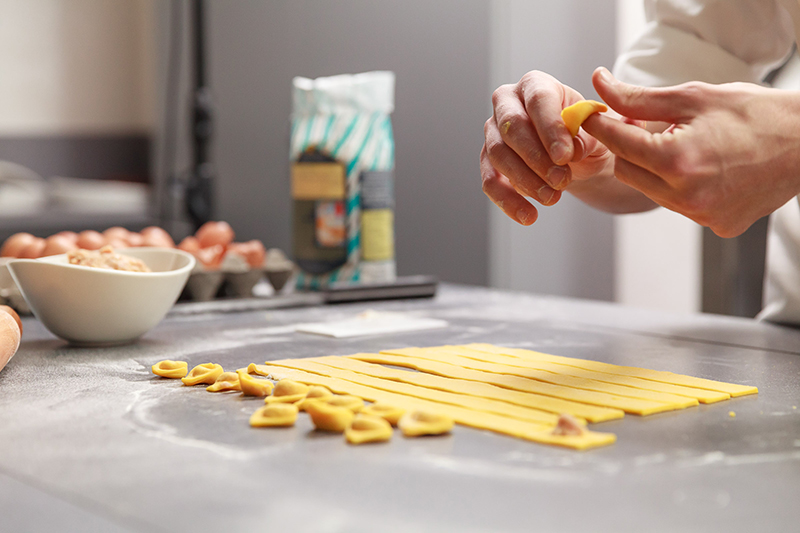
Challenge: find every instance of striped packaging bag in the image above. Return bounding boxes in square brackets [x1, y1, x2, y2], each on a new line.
[290, 71, 396, 289]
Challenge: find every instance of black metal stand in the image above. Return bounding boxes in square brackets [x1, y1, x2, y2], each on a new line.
[184, 0, 214, 231]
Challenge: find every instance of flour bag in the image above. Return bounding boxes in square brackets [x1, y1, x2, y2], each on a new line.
[290, 71, 396, 289]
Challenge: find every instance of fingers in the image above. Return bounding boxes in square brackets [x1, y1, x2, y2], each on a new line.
[592, 67, 700, 123]
[572, 130, 601, 163]
[480, 145, 539, 225]
[612, 157, 673, 207]
[493, 81, 571, 190]
[581, 113, 680, 177]
[516, 71, 576, 166]
[484, 116, 561, 205]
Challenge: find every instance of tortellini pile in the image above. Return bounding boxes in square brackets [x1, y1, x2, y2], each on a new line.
[152, 360, 453, 445]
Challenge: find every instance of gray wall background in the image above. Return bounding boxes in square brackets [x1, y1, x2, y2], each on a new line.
[158, 0, 491, 285]
[156, 0, 618, 300]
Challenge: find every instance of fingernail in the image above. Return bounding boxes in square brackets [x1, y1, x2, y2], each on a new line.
[537, 185, 556, 205]
[502, 121, 512, 135]
[516, 209, 530, 225]
[550, 141, 570, 165]
[546, 166, 568, 189]
[597, 67, 617, 85]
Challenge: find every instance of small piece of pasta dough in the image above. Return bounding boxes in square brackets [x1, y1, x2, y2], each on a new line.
[237, 369, 274, 397]
[250, 403, 299, 427]
[152, 360, 188, 379]
[551, 413, 585, 436]
[206, 371, 241, 392]
[306, 401, 355, 433]
[398, 410, 454, 437]
[181, 363, 223, 386]
[561, 100, 607, 137]
[264, 379, 310, 404]
[297, 385, 334, 411]
[361, 403, 406, 426]
[346, 414, 393, 444]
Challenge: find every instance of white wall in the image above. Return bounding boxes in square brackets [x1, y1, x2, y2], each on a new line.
[613, 0, 702, 313]
[0, 0, 155, 136]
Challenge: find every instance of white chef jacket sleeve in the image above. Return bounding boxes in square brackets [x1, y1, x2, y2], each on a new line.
[614, 0, 796, 86]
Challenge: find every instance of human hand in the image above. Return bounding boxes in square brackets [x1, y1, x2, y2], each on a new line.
[481, 71, 612, 225]
[583, 67, 800, 238]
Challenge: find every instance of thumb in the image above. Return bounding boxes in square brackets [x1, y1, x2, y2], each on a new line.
[592, 67, 695, 123]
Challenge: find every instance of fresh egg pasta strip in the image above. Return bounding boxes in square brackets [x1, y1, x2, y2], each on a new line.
[463, 343, 758, 397]
[267, 358, 566, 427]
[251, 364, 616, 450]
[356, 352, 677, 416]
[410, 347, 697, 408]
[428, 346, 728, 404]
[311, 355, 612, 425]
[346, 353, 624, 423]
[381, 348, 697, 410]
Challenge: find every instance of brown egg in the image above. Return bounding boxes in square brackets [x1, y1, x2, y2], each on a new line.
[41, 234, 78, 257]
[196, 244, 225, 269]
[141, 226, 175, 248]
[106, 238, 129, 249]
[102, 226, 130, 243]
[196, 221, 234, 248]
[54, 231, 79, 243]
[18, 237, 45, 259]
[0, 233, 36, 258]
[228, 240, 266, 268]
[178, 236, 201, 254]
[127, 233, 144, 247]
[76, 230, 106, 250]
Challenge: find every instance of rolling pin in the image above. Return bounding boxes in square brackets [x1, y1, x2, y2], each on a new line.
[0, 305, 21, 373]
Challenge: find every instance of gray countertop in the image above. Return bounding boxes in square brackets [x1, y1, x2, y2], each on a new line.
[1, 284, 798, 533]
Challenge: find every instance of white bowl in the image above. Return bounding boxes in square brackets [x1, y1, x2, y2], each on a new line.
[7, 248, 195, 346]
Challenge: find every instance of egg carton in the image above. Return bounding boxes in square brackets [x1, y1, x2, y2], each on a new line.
[182, 265, 295, 302]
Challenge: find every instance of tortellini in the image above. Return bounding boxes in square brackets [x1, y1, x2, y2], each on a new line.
[264, 379, 310, 404]
[397, 410, 454, 437]
[345, 414, 392, 445]
[237, 369, 274, 397]
[250, 403, 299, 427]
[361, 403, 405, 426]
[206, 371, 241, 392]
[305, 401, 354, 433]
[151, 360, 188, 379]
[181, 363, 224, 386]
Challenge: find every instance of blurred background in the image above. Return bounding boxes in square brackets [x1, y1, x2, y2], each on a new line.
[0, 0, 773, 317]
